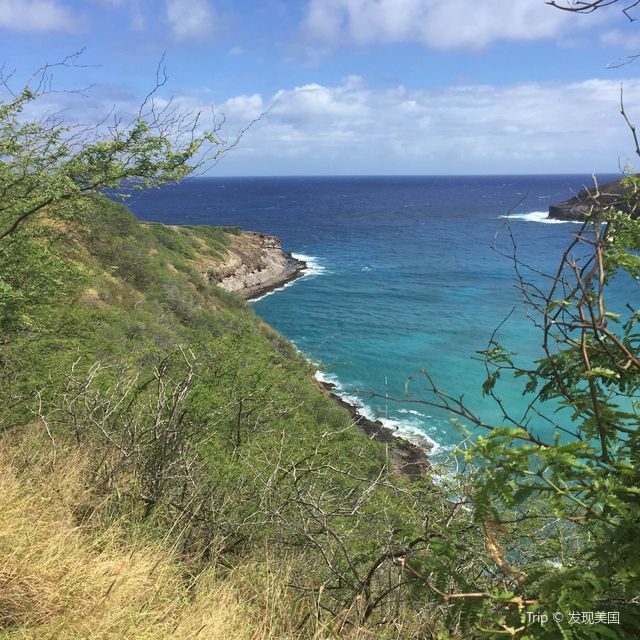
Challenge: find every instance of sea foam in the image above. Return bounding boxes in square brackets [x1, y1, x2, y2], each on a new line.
[251, 254, 326, 302]
[499, 211, 582, 224]
[291, 253, 327, 276]
[313, 370, 441, 455]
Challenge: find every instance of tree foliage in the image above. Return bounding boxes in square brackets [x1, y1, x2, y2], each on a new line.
[0, 56, 223, 243]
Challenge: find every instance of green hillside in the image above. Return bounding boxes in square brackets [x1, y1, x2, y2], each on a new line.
[2, 187, 640, 640]
[0, 194, 464, 638]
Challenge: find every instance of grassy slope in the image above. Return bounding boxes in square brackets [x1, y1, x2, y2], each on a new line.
[0, 433, 308, 640]
[0, 195, 440, 638]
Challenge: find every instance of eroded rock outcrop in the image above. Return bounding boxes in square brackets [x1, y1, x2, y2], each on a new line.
[200, 232, 306, 299]
[548, 175, 639, 221]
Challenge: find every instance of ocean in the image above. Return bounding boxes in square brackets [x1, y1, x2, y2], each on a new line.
[125, 175, 635, 457]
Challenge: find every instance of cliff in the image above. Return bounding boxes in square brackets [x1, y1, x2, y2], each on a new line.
[548, 175, 639, 221]
[204, 232, 307, 299]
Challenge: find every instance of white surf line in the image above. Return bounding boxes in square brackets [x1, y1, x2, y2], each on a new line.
[250, 253, 326, 302]
[314, 370, 441, 455]
[499, 211, 583, 224]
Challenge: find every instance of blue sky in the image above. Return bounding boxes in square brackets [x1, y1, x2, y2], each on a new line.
[2, 0, 640, 175]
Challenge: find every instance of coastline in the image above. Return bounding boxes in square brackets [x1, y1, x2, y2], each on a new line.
[215, 235, 432, 479]
[212, 232, 307, 300]
[547, 174, 638, 221]
[317, 380, 431, 479]
[245, 252, 307, 300]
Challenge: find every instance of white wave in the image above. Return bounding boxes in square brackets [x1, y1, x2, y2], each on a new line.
[250, 253, 327, 302]
[398, 408, 429, 418]
[249, 277, 302, 302]
[314, 370, 341, 386]
[292, 253, 327, 277]
[499, 211, 582, 224]
[339, 392, 369, 411]
[314, 373, 441, 455]
[375, 415, 441, 455]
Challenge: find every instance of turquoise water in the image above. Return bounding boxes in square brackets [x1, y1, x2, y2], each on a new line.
[127, 175, 636, 456]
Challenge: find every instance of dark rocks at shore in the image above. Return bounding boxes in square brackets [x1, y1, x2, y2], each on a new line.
[245, 252, 307, 300]
[318, 381, 431, 480]
[548, 175, 639, 221]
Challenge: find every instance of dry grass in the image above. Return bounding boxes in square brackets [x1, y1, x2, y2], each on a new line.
[0, 432, 423, 640]
[0, 433, 313, 640]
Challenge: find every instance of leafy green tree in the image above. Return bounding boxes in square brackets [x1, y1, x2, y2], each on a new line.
[0, 55, 225, 328]
[0, 55, 222, 242]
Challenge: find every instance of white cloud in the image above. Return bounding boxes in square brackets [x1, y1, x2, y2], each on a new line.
[205, 77, 640, 174]
[166, 0, 214, 40]
[0, 0, 80, 32]
[303, 0, 580, 50]
[20, 76, 640, 175]
[600, 28, 640, 51]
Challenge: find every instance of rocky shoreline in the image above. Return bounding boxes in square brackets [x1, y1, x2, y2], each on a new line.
[208, 232, 307, 300]
[318, 380, 431, 479]
[548, 175, 638, 221]
[245, 254, 307, 300]
[211, 229, 431, 479]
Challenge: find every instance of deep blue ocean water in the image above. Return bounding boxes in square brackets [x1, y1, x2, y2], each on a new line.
[125, 175, 636, 456]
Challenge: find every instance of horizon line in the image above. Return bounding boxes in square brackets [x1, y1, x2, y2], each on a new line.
[190, 171, 622, 179]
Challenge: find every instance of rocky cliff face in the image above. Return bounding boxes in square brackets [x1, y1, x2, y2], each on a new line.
[198, 232, 306, 299]
[548, 175, 639, 221]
